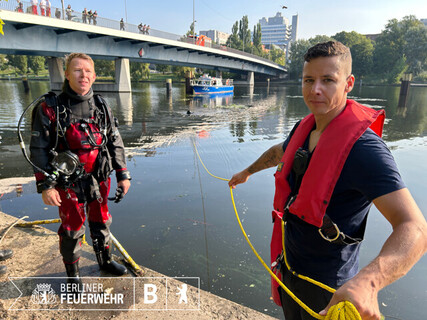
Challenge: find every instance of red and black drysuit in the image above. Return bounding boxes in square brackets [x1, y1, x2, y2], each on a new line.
[30, 82, 130, 265]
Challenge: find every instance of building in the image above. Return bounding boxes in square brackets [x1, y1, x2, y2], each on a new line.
[199, 30, 230, 45]
[258, 12, 298, 52]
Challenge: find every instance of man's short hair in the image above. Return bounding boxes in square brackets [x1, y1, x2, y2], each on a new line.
[304, 41, 351, 63]
[64, 53, 94, 72]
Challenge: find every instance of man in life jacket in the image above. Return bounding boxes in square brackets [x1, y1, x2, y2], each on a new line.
[30, 53, 131, 289]
[228, 41, 427, 319]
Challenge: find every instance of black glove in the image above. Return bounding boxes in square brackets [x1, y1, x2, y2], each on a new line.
[108, 186, 125, 203]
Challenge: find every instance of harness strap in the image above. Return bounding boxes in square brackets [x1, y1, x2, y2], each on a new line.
[319, 215, 365, 245]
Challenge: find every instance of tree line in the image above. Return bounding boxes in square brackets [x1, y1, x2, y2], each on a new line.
[289, 15, 427, 84]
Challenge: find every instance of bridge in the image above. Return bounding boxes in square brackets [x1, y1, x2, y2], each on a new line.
[0, 3, 287, 92]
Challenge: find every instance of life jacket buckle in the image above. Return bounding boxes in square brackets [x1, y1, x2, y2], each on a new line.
[318, 222, 341, 242]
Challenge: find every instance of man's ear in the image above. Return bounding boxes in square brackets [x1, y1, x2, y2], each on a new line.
[346, 74, 355, 93]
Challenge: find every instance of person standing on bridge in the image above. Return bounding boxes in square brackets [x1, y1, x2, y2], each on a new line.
[120, 18, 125, 31]
[30, 53, 131, 288]
[228, 41, 427, 319]
[39, 0, 46, 16]
[66, 4, 72, 21]
[31, 0, 38, 15]
[92, 11, 98, 25]
[46, 0, 51, 17]
[82, 8, 88, 24]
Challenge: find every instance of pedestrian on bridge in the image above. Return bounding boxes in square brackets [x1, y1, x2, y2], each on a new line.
[39, 0, 46, 16]
[66, 4, 72, 21]
[82, 8, 88, 24]
[120, 18, 125, 31]
[46, 0, 51, 17]
[92, 11, 98, 25]
[31, 0, 38, 15]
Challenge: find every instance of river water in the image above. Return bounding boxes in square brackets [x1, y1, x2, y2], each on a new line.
[0, 80, 426, 319]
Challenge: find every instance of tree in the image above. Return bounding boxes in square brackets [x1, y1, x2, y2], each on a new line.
[373, 16, 423, 82]
[6, 54, 28, 74]
[186, 22, 195, 37]
[28, 56, 46, 75]
[226, 21, 241, 49]
[333, 31, 374, 78]
[270, 46, 286, 65]
[238, 15, 251, 53]
[130, 62, 150, 80]
[171, 65, 195, 78]
[155, 64, 171, 74]
[94, 60, 115, 78]
[404, 25, 427, 75]
[252, 23, 263, 56]
[0, 54, 8, 71]
[288, 35, 334, 80]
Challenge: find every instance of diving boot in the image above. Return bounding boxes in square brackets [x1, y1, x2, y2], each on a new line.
[93, 239, 127, 276]
[65, 261, 83, 295]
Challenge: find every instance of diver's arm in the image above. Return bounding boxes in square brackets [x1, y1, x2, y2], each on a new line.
[228, 142, 284, 188]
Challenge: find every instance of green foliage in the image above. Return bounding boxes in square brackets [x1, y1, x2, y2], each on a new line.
[27, 56, 46, 75]
[6, 54, 28, 74]
[404, 25, 427, 75]
[171, 65, 195, 78]
[252, 23, 263, 56]
[130, 62, 150, 81]
[186, 22, 195, 37]
[0, 54, 8, 71]
[239, 15, 252, 52]
[270, 47, 286, 65]
[288, 35, 334, 80]
[333, 31, 374, 78]
[226, 21, 242, 49]
[373, 15, 424, 82]
[155, 64, 171, 74]
[94, 60, 115, 78]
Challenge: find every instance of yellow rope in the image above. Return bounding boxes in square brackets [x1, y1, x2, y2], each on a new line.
[193, 140, 362, 320]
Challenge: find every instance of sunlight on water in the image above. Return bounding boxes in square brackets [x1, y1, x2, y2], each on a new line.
[1, 81, 426, 318]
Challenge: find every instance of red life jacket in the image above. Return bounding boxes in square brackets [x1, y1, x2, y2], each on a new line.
[270, 99, 385, 306]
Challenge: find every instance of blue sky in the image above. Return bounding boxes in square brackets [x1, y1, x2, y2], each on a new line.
[55, 0, 427, 39]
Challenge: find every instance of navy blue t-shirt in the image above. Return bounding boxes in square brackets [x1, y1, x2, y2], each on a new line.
[282, 125, 405, 288]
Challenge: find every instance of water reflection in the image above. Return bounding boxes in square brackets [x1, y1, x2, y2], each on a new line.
[0, 80, 427, 318]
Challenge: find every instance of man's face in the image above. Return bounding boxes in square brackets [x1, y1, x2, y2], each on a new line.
[302, 56, 354, 118]
[65, 58, 96, 96]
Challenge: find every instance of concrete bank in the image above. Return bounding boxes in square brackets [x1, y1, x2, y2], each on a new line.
[0, 211, 278, 320]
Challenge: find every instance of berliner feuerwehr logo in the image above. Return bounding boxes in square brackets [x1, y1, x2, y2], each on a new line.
[31, 283, 57, 304]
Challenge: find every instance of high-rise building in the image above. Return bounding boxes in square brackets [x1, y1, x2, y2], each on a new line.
[259, 12, 298, 51]
[199, 30, 230, 45]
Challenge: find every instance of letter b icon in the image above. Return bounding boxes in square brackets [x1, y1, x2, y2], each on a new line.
[144, 284, 158, 304]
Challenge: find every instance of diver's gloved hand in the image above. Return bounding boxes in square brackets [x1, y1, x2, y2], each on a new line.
[108, 186, 125, 203]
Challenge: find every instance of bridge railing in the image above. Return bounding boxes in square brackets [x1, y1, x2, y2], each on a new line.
[0, 0, 282, 67]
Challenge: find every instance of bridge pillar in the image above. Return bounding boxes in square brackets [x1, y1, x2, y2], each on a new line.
[47, 57, 65, 91]
[114, 58, 131, 92]
[247, 71, 254, 86]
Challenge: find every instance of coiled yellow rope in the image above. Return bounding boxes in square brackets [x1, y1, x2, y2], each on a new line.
[193, 140, 362, 320]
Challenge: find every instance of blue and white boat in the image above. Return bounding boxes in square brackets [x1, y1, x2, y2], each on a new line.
[190, 74, 234, 95]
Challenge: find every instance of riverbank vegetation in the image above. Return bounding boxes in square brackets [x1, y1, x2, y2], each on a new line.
[288, 16, 427, 84]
